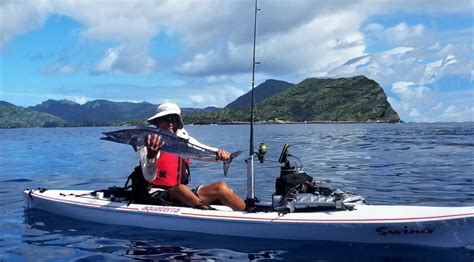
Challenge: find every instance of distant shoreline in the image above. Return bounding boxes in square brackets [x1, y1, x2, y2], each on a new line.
[191, 120, 403, 125]
[8, 121, 474, 129]
[1, 119, 401, 129]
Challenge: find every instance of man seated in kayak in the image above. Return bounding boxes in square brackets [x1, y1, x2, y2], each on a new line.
[137, 102, 246, 211]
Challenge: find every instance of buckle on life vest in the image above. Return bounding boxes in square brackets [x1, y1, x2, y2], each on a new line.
[159, 170, 167, 178]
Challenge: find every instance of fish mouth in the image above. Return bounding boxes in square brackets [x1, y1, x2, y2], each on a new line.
[100, 131, 115, 141]
[99, 136, 115, 142]
[100, 132, 124, 144]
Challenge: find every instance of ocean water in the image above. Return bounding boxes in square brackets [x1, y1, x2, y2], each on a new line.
[0, 123, 473, 261]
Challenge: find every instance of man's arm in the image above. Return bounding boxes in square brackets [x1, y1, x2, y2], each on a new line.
[137, 134, 164, 182]
[137, 146, 159, 182]
[187, 136, 231, 161]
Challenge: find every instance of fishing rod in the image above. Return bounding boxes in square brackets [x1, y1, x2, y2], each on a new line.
[246, 0, 259, 205]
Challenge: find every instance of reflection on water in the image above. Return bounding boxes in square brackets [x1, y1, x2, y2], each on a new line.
[1, 123, 473, 261]
[19, 209, 474, 262]
[23, 209, 287, 261]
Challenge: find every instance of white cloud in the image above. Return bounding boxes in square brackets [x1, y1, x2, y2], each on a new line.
[91, 46, 157, 75]
[73, 96, 88, 105]
[409, 108, 421, 117]
[444, 105, 456, 113]
[392, 81, 426, 101]
[439, 107, 474, 122]
[1, 0, 472, 121]
[0, 0, 50, 49]
[92, 48, 119, 74]
[189, 95, 204, 104]
[40, 62, 80, 74]
[2, 1, 470, 77]
[327, 32, 471, 122]
[433, 103, 443, 110]
[187, 85, 245, 108]
[389, 82, 431, 120]
[389, 87, 473, 122]
[386, 23, 427, 46]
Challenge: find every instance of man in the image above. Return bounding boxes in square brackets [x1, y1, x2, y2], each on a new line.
[137, 102, 246, 211]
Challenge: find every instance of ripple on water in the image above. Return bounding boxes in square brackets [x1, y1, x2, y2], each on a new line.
[1, 124, 473, 261]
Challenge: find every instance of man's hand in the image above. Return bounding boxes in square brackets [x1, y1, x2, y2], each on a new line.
[146, 134, 164, 159]
[216, 148, 231, 161]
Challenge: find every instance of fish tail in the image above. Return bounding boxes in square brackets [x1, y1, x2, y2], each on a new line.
[223, 161, 230, 177]
[222, 151, 242, 177]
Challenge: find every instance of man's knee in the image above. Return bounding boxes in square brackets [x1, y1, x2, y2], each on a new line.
[172, 184, 192, 194]
[173, 184, 185, 191]
[213, 181, 233, 194]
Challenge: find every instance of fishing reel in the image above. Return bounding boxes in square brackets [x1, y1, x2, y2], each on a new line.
[253, 143, 299, 176]
[245, 143, 267, 164]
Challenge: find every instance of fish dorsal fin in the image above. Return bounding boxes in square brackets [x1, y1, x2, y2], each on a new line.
[135, 125, 155, 130]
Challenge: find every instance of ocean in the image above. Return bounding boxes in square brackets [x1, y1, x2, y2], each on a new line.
[1, 123, 473, 261]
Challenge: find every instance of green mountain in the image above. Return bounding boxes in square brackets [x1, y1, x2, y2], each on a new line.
[225, 79, 294, 109]
[0, 101, 65, 128]
[30, 99, 156, 121]
[2, 75, 400, 128]
[29, 100, 220, 122]
[186, 76, 400, 123]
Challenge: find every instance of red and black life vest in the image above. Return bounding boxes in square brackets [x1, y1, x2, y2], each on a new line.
[150, 152, 190, 188]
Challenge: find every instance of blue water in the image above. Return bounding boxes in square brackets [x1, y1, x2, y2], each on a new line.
[1, 123, 473, 261]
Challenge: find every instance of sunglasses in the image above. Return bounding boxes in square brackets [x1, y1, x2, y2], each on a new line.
[160, 114, 180, 123]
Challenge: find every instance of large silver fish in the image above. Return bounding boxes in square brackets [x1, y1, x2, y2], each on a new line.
[101, 127, 241, 176]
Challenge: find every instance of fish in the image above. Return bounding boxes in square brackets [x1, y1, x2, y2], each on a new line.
[100, 126, 242, 176]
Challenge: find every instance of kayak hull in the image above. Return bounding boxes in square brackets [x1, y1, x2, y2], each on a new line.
[23, 189, 474, 248]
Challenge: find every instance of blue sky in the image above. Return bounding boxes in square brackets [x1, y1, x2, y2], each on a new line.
[0, 0, 472, 122]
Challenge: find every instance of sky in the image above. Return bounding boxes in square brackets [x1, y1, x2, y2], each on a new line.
[0, 0, 472, 122]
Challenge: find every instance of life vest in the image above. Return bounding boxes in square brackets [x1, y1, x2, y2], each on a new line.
[151, 152, 190, 187]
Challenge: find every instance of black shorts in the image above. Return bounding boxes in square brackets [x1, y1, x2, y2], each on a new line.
[149, 185, 203, 205]
[191, 185, 203, 197]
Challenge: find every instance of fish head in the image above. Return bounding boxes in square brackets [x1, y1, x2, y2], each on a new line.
[101, 130, 137, 145]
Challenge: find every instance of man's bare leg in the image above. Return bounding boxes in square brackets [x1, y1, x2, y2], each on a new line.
[168, 184, 202, 207]
[196, 182, 246, 211]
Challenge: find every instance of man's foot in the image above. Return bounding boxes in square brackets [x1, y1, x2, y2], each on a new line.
[193, 203, 216, 210]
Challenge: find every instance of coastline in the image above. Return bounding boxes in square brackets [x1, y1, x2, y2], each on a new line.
[192, 119, 403, 125]
[0, 119, 404, 129]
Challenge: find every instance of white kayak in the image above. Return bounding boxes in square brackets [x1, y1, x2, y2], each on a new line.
[23, 188, 474, 248]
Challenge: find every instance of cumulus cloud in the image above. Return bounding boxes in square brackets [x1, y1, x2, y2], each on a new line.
[91, 46, 157, 75]
[73, 96, 88, 105]
[440, 106, 474, 122]
[187, 85, 245, 108]
[365, 22, 428, 47]
[328, 19, 472, 122]
[391, 81, 426, 101]
[1, 0, 472, 121]
[189, 95, 205, 104]
[0, 0, 50, 49]
[3, 1, 470, 77]
[40, 62, 81, 74]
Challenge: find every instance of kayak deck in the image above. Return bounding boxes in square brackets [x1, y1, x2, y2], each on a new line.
[23, 189, 474, 248]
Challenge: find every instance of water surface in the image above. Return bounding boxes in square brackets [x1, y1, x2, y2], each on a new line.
[1, 123, 473, 261]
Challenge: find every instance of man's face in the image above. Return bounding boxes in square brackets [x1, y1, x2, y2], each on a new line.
[157, 114, 180, 133]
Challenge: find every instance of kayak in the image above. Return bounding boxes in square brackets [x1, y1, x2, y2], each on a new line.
[23, 188, 474, 248]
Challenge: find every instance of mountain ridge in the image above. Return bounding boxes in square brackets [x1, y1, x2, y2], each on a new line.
[2, 75, 401, 128]
[225, 79, 294, 109]
[0, 101, 66, 128]
[186, 76, 400, 123]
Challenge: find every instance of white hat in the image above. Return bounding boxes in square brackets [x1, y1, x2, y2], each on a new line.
[147, 102, 184, 129]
